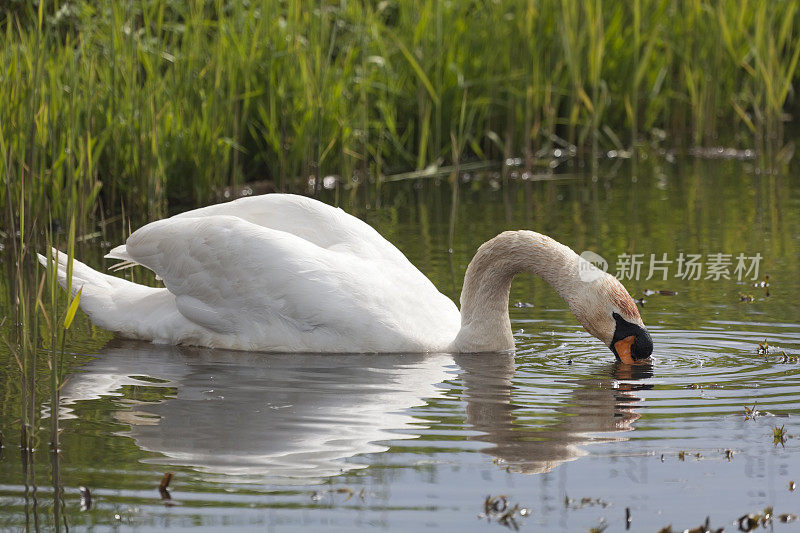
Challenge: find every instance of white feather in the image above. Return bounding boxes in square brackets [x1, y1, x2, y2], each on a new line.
[42, 194, 460, 352]
[40, 193, 645, 354]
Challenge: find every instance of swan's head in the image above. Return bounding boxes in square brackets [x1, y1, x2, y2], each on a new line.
[572, 275, 653, 364]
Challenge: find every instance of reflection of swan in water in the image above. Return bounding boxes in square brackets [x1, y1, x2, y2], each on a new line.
[61, 339, 456, 483]
[61, 340, 650, 482]
[456, 353, 652, 474]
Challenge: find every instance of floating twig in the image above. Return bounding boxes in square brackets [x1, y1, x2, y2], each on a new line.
[159, 472, 173, 500]
[79, 486, 92, 511]
[724, 449, 734, 462]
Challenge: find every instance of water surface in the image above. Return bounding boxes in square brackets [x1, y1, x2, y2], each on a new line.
[1, 160, 799, 531]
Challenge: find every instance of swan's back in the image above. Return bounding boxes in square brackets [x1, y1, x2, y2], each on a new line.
[172, 194, 409, 263]
[58, 194, 462, 352]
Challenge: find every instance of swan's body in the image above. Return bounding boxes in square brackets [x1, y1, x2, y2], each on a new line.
[40, 194, 652, 359]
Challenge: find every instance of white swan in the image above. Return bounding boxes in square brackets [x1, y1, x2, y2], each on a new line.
[39, 193, 652, 362]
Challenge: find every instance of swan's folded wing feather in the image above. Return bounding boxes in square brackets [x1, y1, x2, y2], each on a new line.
[121, 214, 456, 348]
[170, 194, 407, 264]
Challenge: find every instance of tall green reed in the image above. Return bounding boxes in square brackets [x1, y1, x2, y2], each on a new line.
[1, 7, 90, 527]
[4, 0, 799, 222]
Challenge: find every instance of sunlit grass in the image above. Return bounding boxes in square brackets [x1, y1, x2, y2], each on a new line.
[2, 1, 798, 227]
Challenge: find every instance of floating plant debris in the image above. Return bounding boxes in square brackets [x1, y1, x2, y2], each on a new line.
[159, 472, 172, 490]
[79, 486, 92, 511]
[158, 472, 174, 502]
[588, 521, 608, 533]
[739, 293, 755, 302]
[757, 340, 769, 355]
[311, 487, 359, 503]
[687, 516, 722, 533]
[744, 403, 760, 421]
[752, 275, 771, 296]
[643, 289, 678, 296]
[725, 449, 734, 461]
[672, 450, 704, 461]
[738, 507, 784, 532]
[336, 487, 354, 501]
[773, 425, 787, 447]
[563, 494, 609, 509]
[479, 495, 529, 530]
[486, 494, 509, 515]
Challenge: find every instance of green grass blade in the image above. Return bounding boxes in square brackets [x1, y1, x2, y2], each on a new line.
[63, 286, 82, 331]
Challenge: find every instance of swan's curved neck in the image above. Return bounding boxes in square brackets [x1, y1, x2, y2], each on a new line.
[452, 231, 583, 352]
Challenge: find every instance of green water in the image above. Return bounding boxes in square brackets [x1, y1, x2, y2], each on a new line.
[1, 159, 800, 531]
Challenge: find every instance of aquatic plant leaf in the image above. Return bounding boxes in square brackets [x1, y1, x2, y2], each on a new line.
[63, 286, 82, 330]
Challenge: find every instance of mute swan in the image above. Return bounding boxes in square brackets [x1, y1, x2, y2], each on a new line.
[39, 193, 652, 362]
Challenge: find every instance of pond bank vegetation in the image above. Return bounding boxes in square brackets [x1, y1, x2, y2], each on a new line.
[2, 1, 799, 226]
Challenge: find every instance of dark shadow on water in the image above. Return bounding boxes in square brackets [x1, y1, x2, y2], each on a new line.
[60, 339, 651, 483]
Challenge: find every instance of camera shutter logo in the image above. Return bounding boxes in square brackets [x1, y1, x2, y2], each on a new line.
[578, 250, 608, 282]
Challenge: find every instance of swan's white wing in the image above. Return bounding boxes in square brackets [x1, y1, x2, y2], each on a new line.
[172, 194, 407, 263]
[122, 214, 460, 352]
[106, 194, 406, 269]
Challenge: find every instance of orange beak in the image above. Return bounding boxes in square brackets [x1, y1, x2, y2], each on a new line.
[614, 335, 636, 364]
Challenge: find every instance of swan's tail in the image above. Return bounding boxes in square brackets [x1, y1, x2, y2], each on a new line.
[37, 249, 125, 298]
[36, 249, 174, 336]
